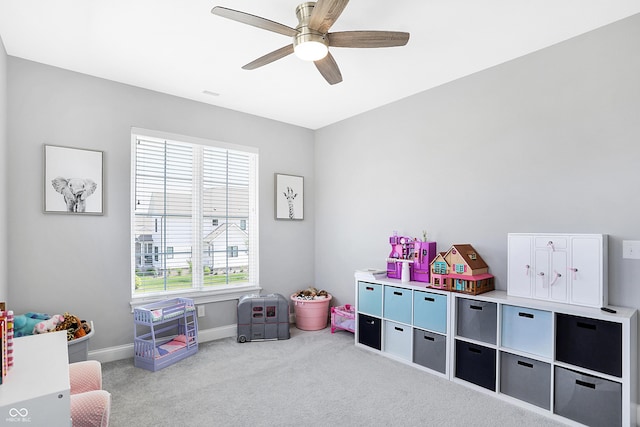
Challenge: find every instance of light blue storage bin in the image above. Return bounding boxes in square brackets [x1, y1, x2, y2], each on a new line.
[357, 282, 382, 317]
[383, 286, 412, 324]
[413, 291, 447, 334]
[501, 305, 552, 358]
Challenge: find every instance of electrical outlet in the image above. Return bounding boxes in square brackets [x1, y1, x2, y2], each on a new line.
[622, 240, 640, 259]
[197, 305, 205, 317]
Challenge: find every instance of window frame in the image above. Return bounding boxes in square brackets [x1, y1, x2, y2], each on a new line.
[130, 128, 261, 309]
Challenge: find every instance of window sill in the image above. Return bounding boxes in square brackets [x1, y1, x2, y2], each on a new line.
[130, 284, 262, 311]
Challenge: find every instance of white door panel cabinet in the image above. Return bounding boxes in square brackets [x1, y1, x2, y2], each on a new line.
[508, 233, 607, 308]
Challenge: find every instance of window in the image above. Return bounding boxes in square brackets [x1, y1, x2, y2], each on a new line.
[131, 129, 259, 299]
[434, 261, 447, 274]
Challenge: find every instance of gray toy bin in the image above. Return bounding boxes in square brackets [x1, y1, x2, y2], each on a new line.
[67, 321, 94, 363]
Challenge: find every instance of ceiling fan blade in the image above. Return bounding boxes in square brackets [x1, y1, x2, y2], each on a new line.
[242, 45, 295, 70]
[314, 52, 343, 85]
[211, 6, 298, 37]
[328, 31, 410, 48]
[308, 0, 349, 34]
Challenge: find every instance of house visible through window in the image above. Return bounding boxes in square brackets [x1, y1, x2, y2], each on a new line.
[131, 130, 259, 297]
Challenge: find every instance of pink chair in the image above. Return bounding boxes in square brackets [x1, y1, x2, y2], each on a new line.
[69, 360, 111, 427]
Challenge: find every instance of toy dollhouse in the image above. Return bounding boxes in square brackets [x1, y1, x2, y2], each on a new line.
[429, 244, 494, 295]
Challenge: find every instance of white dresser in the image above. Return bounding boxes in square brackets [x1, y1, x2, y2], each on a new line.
[0, 331, 71, 426]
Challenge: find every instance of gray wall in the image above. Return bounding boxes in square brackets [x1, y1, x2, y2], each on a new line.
[6, 58, 315, 350]
[0, 36, 7, 302]
[315, 14, 640, 308]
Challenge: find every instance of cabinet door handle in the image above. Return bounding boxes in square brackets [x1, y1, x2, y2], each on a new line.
[470, 305, 483, 311]
[394, 326, 404, 332]
[518, 312, 534, 319]
[425, 297, 435, 302]
[576, 379, 596, 389]
[577, 321, 596, 331]
[517, 360, 534, 369]
[393, 291, 403, 296]
[468, 347, 482, 354]
[424, 335, 435, 341]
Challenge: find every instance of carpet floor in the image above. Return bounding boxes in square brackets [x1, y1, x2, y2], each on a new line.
[102, 327, 565, 426]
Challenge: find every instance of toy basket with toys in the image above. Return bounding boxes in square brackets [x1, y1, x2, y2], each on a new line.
[291, 287, 332, 331]
[12, 311, 94, 363]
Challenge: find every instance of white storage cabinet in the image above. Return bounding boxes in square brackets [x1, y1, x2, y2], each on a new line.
[355, 271, 637, 426]
[507, 233, 607, 308]
[354, 272, 450, 378]
[452, 291, 636, 427]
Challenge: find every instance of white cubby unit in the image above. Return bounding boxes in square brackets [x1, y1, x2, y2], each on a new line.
[355, 271, 637, 426]
[355, 272, 451, 378]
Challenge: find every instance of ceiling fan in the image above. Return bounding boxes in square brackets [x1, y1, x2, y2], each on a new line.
[211, 0, 410, 85]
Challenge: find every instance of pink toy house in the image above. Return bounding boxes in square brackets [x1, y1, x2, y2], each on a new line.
[429, 244, 494, 295]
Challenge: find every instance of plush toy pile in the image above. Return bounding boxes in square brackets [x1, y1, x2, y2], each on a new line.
[13, 312, 91, 341]
[293, 286, 330, 300]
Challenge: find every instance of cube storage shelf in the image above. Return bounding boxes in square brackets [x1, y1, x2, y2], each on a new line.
[134, 297, 199, 372]
[354, 271, 637, 426]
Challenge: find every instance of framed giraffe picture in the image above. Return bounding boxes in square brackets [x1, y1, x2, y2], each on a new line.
[275, 173, 304, 220]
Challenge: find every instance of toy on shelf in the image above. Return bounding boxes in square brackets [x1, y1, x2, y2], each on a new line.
[387, 233, 415, 280]
[331, 304, 355, 334]
[411, 240, 437, 283]
[386, 231, 437, 284]
[429, 244, 494, 295]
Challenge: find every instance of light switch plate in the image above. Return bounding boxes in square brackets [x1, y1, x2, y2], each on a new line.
[622, 240, 640, 259]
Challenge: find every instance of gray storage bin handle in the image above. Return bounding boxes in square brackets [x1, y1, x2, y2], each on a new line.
[517, 360, 534, 368]
[576, 379, 596, 389]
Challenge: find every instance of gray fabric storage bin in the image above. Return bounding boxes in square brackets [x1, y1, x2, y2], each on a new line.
[499, 351, 550, 409]
[413, 328, 446, 374]
[554, 366, 621, 427]
[456, 298, 497, 344]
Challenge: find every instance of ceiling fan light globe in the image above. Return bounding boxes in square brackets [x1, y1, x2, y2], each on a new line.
[294, 41, 328, 61]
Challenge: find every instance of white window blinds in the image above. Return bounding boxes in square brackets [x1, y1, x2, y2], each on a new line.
[132, 132, 258, 296]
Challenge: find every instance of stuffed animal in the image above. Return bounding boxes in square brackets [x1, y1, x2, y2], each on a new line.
[13, 312, 51, 337]
[33, 314, 65, 334]
[55, 312, 86, 341]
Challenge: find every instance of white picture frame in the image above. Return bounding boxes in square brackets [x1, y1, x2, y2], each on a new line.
[275, 173, 303, 220]
[44, 144, 104, 215]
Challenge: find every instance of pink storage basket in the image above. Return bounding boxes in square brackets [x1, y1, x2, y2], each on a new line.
[291, 294, 332, 331]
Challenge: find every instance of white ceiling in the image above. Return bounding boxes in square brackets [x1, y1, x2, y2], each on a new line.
[1, 1, 639, 129]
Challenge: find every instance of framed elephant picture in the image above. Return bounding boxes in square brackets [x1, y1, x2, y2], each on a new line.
[275, 173, 303, 220]
[44, 145, 104, 215]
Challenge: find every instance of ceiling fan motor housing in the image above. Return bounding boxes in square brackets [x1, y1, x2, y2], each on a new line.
[293, 2, 329, 60]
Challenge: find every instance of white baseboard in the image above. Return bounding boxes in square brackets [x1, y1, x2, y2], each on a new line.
[88, 324, 237, 364]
